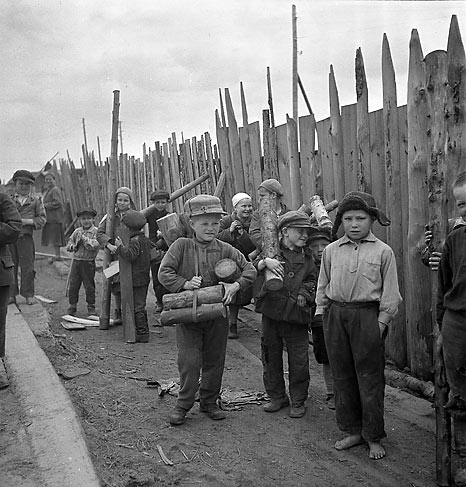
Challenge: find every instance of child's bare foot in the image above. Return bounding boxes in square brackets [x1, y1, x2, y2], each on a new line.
[368, 441, 385, 460]
[334, 434, 363, 451]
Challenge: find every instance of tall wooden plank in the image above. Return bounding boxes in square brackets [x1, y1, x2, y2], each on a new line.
[225, 88, 245, 193]
[276, 123, 292, 208]
[215, 111, 234, 211]
[191, 136, 201, 188]
[383, 33, 406, 368]
[197, 138, 208, 193]
[316, 117, 334, 204]
[239, 126, 255, 200]
[329, 65, 345, 201]
[204, 132, 217, 193]
[248, 121, 262, 207]
[183, 140, 195, 198]
[169, 134, 183, 213]
[368, 108, 387, 242]
[299, 114, 317, 202]
[355, 48, 372, 192]
[446, 15, 466, 216]
[405, 29, 432, 379]
[287, 115, 302, 208]
[341, 104, 358, 194]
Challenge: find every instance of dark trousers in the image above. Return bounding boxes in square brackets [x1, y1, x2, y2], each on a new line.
[68, 260, 96, 309]
[9, 234, 35, 298]
[134, 284, 149, 338]
[442, 309, 466, 404]
[176, 317, 228, 411]
[324, 302, 386, 442]
[261, 316, 310, 405]
[150, 260, 165, 305]
[0, 285, 9, 357]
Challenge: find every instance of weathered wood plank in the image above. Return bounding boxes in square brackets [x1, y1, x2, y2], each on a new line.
[329, 65, 345, 201]
[287, 115, 302, 208]
[316, 117, 334, 204]
[299, 114, 317, 202]
[276, 123, 292, 208]
[341, 104, 358, 194]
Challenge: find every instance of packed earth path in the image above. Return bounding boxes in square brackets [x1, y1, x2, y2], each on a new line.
[25, 242, 438, 487]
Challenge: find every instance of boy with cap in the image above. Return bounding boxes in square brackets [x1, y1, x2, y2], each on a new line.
[142, 189, 171, 313]
[315, 191, 401, 460]
[158, 195, 256, 425]
[308, 225, 335, 409]
[249, 178, 290, 251]
[255, 210, 317, 419]
[66, 207, 100, 316]
[218, 192, 256, 339]
[114, 209, 151, 343]
[9, 170, 47, 305]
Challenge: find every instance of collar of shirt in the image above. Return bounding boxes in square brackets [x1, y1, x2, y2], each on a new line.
[14, 193, 34, 205]
[338, 231, 377, 247]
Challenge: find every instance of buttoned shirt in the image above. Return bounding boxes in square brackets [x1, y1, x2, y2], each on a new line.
[315, 231, 402, 325]
[12, 192, 46, 236]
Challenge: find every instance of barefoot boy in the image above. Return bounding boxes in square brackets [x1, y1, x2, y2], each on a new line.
[158, 195, 256, 426]
[315, 191, 401, 460]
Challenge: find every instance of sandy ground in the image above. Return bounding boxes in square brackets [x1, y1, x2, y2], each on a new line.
[11, 244, 445, 487]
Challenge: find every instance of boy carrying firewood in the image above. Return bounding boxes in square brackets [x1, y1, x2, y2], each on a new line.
[158, 195, 256, 426]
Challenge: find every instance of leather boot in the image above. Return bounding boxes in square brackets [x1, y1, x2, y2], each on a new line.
[228, 323, 239, 339]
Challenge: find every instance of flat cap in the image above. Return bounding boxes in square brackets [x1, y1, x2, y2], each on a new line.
[150, 190, 170, 201]
[186, 194, 226, 217]
[77, 207, 97, 218]
[308, 225, 332, 243]
[277, 210, 312, 231]
[122, 210, 147, 230]
[12, 169, 35, 183]
[259, 178, 284, 197]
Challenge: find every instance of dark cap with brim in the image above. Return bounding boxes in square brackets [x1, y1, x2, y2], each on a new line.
[150, 190, 170, 201]
[278, 210, 312, 230]
[12, 170, 35, 183]
[122, 210, 147, 230]
[77, 207, 97, 218]
[187, 195, 226, 217]
[308, 225, 332, 243]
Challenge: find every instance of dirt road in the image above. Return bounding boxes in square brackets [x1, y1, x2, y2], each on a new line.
[29, 252, 437, 487]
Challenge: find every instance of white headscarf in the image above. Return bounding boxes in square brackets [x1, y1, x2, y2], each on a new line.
[232, 192, 251, 208]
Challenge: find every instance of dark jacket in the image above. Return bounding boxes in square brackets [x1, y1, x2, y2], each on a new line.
[255, 244, 317, 325]
[12, 192, 46, 236]
[0, 193, 22, 286]
[218, 212, 256, 259]
[116, 231, 151, 287]
[144, 206, 169, 249]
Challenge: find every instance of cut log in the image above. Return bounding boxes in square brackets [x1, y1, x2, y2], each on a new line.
[162, 285, 224, 310]
[214, 259, 239, 283]
[309, 195, 333, 228]
[160, 303, 226, 326]
[297, 199, 338, 222]
[157, 213, 184, 246]
[259, 195, 282, 291]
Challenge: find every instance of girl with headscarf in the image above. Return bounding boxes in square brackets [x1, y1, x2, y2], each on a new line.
[218, 192, 256, 338]
[97, 187, 137, 323]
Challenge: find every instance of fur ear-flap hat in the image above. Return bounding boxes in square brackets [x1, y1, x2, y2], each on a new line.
[332, 191, 390, 239]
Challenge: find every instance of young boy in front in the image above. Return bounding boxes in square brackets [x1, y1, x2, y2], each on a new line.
[255, 211, 317, 419]
[438, 172, 466, 477]
[315, 191, 401, 460]
[158, 195, 256, 426]
[114, 210, 152, 343]
[66, 207, 100, 316]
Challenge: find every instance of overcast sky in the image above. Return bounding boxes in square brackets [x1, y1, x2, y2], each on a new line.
[1, 1, 464, 183]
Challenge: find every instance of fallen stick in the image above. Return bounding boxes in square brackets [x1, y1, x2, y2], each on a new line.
[62, 314, 115, 326]
[35, 251, 73, 260]
[156, 445, 174, 466]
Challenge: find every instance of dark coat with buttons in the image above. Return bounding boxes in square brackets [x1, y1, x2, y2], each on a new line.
[0, 193, 22, 286]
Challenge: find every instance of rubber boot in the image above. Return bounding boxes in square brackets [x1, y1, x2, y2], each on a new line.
[113, 309, 122, 325]
[228, 323, 238, 339]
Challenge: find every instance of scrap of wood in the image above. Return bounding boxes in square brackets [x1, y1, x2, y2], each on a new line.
[156, 445, 174, 466]
[35, 295, 57, 304]
[61, 321, 86, 330]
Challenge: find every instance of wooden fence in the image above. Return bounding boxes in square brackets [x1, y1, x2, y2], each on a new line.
[54, 15, 464, 380]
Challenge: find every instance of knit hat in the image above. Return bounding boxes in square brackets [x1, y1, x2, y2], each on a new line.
[277, 210, 312, 231]
[12, 170, 35, 183]
[115, 186, 136, 209]
[186, 195, 226, 217]
[77, 207, 97, 218]
[308, 225, 332, 243]
[122, 210, 146, 230]
[150, 190, 170, 201]
[232, 192, 252, 208]
[258, 179, 284, 197]
[332, 191, 390, 239]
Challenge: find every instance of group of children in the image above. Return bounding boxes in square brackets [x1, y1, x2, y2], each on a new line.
[12, 166, 465, 469]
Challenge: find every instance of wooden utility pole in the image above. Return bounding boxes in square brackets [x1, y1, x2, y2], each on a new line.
[267, 67, 275, 127]
[292, 4, 298, 125]
[82, 118, 89, 160]
[100, 90, 120, 330]
[425, 49, 451, 487]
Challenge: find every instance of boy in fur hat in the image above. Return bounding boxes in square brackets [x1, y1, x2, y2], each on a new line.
[315, 191, 401, 460]
[114, 209, 151, 342]
[255, 210, 317, 419]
